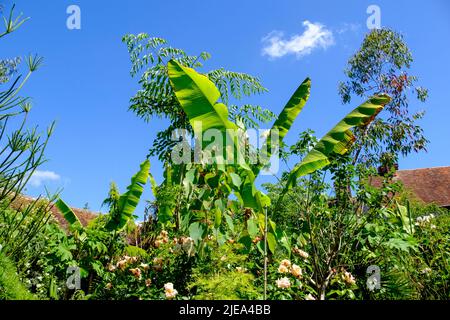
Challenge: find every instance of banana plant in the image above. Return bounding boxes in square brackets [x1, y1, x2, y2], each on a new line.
[55, 159, 150, 232]
[167, 59, 311, 252]
[168, 59, 311, 209]
[167, 59, 390, 254]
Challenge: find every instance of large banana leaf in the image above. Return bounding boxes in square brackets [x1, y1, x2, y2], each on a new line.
[285, 94, 391, 189]
[168, 59, 237, 134]
[256, 78, 311, 175]
[55, 198, 82, 228]
[105, 159, 150, 231]
[240, 79, 310, 210]
[167, 59, 248, 170]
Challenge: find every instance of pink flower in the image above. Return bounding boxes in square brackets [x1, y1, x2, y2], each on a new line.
[164, 283, 178, 299]
[129, 268, 142, 280]
[276, 277, 291, 289]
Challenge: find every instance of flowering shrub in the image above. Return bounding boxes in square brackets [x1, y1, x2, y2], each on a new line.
[92, 230, 195, 300]
[266, 256, 316, 300]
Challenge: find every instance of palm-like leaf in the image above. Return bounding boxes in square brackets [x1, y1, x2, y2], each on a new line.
[167, 59, 248, 169]
[105, 159, 150, 231]
[55, 198, 82, 228]
[285, 94, 391, 189]
[167, 59, 238, 134]
[242, 78, 311, 210]
[256, 78, 311, 174]
[168, 60, 312, 211]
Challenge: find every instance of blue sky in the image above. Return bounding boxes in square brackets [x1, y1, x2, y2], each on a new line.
[2, 0, 450, 216]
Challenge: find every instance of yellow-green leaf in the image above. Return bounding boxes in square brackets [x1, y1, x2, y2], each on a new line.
[286, 94, 390, 189]
[55, 198, 82, 228]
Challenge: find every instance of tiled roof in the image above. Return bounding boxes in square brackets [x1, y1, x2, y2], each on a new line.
[10, 195, 98, 230]
[369, 166, 450, 207]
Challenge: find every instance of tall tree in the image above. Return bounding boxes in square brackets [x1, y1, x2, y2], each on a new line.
[338, 28, 428, 168]
[122, 34, 274, 161]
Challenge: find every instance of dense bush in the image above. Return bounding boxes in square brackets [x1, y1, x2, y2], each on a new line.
[0, 251, 35, 300]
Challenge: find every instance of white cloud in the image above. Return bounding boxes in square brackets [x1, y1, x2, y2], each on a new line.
[262, 20, 334, 59]
[29, 170, 61, 187]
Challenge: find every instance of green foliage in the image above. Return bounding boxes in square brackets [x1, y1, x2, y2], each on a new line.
[0, 250, 35, 300]
[0, 28, 51, 204]
[285, 94, 390, 190]
[122, 34, 272, 161]
[189, 242, 261, 299]
[55, 198, 82, 228]
[18, 222, 73, 299]
[0, 4, 55, 264]
[258, 78, 311, 174]
[339, 28, 429, 166]
[190, 271, 259, 300]
[105, 159, 150, 231]
[361, 202, 449, 300]
[167, 59, 247, 169]
[124, 245, 148, 258]
[101, 182, 120, 213]
[1, 15, 445, 302]
[0, 198, 55, 261]
[57, 159, 149, 232]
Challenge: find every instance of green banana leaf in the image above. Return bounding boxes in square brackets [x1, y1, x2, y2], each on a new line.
[241, 78, 310, 210]
[167, 59, 248, 170]
[256, 77, 311, 175]
[55, 198, 82, 228]
[285, 94, 391, 189]
[149, 172, 158, 197]
[105, 159, 150, 231]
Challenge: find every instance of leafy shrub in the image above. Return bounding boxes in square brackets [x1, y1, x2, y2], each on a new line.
[190, 271, 259, 300]
[0, 250, 35, 300]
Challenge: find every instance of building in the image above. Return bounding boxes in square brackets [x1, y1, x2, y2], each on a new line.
[369, 166, 450, 209]
[10, 195, 98, 230]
